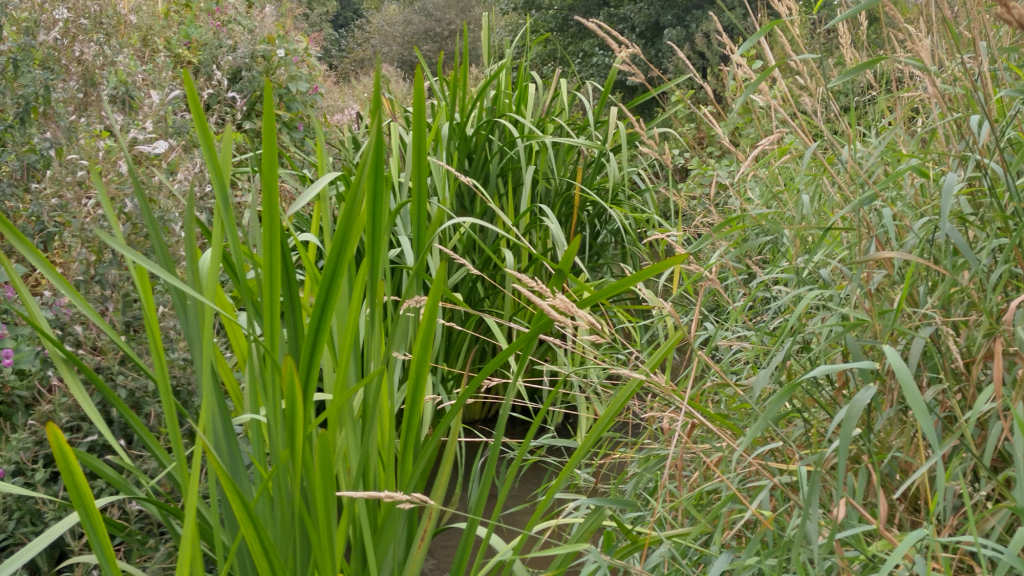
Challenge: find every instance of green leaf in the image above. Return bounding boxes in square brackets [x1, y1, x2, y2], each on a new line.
[286, 171, 343, 218]
[56, 556, 148, 576]
[826, 0, 882, 29]
[882, 345, 941, 453]
[835, 385, 877, 495]
[45, 423, 123, 576]
[800, 361, 879, 381]
[870, 528, 928, 576]
[411, 64, 429, 259]
[828, 56, 888, 88]
[736, 19, 786, 57]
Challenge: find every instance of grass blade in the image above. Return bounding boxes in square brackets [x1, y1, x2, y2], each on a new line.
[45, 423, 123, 576]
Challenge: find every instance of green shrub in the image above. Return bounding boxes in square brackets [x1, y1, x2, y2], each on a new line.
[0, 0, 329, 567]
[500, 0, 752, 97]
[337, 0, 494, 76]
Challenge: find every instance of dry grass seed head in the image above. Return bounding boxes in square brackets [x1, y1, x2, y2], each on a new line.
[513, 283, 574, 329]
[335, 491, 436, 510]
[995, 0, 1024, 29]
[505, 269, 554, 299]
[573, 17, 662, 88]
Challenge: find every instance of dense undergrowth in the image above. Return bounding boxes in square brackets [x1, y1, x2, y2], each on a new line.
[2, 0, 1024, 574]
[0, 0, 333, 563]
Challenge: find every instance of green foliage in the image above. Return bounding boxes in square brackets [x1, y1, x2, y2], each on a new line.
[0, 0, 329, 568]
[0, 8, 57, 212]
[299, 0, 365, 64]
[4, 0, 1024, 574]
[1, 16, 676, 573]
[571, 0, 1024, 572]
[501, 0, 750, 93]
[336, 0, 493, 75]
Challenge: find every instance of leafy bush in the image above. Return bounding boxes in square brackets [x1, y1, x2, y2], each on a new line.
[337, 0, 494, 76]
[500, 0, 752, 95]
[0, 0, 329, 567]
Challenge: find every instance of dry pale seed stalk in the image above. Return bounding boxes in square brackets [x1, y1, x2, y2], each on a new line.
[573, 16, 664, 89]
[508, 268, 608, 336]
[837, 20, 861, 69]
[667, 41, 724, 116]
[439, 319, 502, 347]
[737, 131, 787, 181]
[609, 368, 649, 382]
[335, 491, 436, 510]
[616, 104, 674, 169]
[399, 295, 427, 314]
[995, 0, 1024, 29]
[550, 292, 605, 333]
[505, 269, 554, 299]
[436, 244, 487, 279]
[513, 283, 574, 328]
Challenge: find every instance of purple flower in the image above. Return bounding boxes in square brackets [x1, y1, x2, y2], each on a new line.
[0, 323, 7, 339]
[0, 468, 5, 480]
[1, 348, 12, 368]
[310, 84, 319, 95]
[2, 284, 13, 300]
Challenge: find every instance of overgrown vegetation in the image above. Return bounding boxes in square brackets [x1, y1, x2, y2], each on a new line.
[336, 0, 493, 75]
[0, 0, 328, 564]
[500, 0, 751, 89]
[2, 0, 1024, 574]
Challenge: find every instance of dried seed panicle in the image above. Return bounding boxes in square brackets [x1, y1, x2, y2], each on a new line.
[996, 0, 1024, 29]
[336, 490, 436, 510]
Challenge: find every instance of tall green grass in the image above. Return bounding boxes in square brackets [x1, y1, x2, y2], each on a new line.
[4, 1, 1019, 574]
[0, 17, 679, 575]
[566, 0, 1024, 573]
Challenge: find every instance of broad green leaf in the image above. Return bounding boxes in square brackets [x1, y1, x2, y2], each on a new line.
[45, 423, 123, 576]
[286, 171, 343, 218]
[828, 56, 888, 88]
[826, 0, 882, 28]
[799, 361, 879, 381]
[882, 345, 940, 453]
[870, 528, 928, 576]
[56, 556, 148, 576]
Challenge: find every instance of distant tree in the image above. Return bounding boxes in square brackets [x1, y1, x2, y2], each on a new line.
[339, 0, 492, 76]
[301, 0, 365, 65]
[502, 0, 753, 91]
[331, 0, 365, 33]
